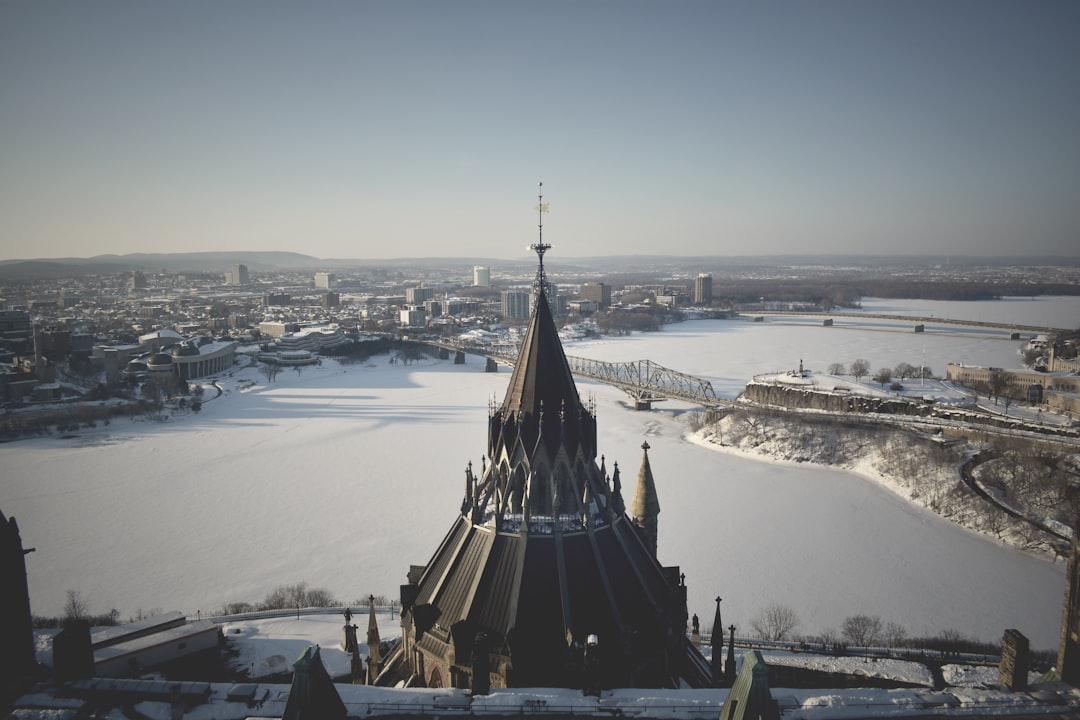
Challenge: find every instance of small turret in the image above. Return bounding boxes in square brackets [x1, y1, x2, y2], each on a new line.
[366, 594, 381, 684]
[630, 441, 660, 557]
[711, 596, 724, 686]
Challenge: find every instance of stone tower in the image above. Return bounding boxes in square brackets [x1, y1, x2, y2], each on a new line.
[0, 509, 35, 679]
[377, 188, 709, 691]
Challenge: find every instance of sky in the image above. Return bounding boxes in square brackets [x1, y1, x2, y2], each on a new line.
[1, 1, 1078, 261]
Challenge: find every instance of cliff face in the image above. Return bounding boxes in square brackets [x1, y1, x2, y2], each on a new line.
[742, 381, 934, 416]
[741, 381, 1080, 439]
[695, 411, 1069, 558]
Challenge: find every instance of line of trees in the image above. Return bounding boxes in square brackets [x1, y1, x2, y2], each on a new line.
[35, 582, 395, 628]
[219, 583, 393, 616]
[746, 603, 1013, 657]
[827, 359, 935, 383]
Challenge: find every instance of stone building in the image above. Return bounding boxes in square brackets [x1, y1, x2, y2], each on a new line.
[0, 509, 35, 680]
[377, 241, 709, 691]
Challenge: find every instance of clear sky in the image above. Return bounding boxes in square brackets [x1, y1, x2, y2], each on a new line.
[1, 1, 1077, 261]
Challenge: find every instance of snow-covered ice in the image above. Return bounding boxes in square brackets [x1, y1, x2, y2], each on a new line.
[1, 297, 1075, 649]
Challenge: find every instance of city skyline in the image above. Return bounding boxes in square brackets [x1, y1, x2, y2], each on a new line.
[2, 1, 1078, 262]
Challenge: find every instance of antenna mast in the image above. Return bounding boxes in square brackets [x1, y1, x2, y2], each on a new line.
[530, 181, 551, 290]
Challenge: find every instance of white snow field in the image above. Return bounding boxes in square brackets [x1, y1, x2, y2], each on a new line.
[2, 297, 1076, 648]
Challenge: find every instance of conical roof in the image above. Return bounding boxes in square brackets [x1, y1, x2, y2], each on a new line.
[486, 280, 597, 473]
[630, 441, 661, 519]
[501, 288, 582, 419]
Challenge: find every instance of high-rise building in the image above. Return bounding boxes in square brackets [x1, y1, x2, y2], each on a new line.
[693, 273, 713, 305]
[226, 264, 249, 286]
[473, 266, 491, 287]
[580, 282, 611, 308]
[501, 290, 531, 320]
[406, 286, 434, 305]
[314, 272, 337, 289]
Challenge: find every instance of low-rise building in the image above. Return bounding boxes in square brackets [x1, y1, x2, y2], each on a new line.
[272, 325, 350, 353]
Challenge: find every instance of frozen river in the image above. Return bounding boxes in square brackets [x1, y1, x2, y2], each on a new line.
[1, 297, 1076, 648]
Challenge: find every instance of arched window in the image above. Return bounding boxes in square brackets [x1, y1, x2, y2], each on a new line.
[527, 462, 552, 516]
[554, 460, 578, 514]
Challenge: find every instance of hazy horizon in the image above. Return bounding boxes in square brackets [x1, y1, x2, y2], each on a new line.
[2, 1, 1078, 260]
[6, 249, 1080, 264]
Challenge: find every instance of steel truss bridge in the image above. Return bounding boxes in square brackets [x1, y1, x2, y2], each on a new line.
[418, 339, 727, 409]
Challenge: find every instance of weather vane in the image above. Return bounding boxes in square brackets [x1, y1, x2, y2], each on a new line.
[529, 181, 552, 288]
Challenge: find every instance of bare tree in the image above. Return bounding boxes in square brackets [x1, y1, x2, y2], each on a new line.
[1001, 388, 1016, 416]
[987, 370, 1008, 405]
[259, 363, 281, 383]
[827, 362, 846, 376]
[884, 622, 908, 648]
[893, 362, 916, 380]
[735, 409, 766, 445]
[262, 581, 338, 610]
[64, 589, 88, 623]
[751, 603, 800, 641]
[849, 359, 870, 382]
[873, 368, 893, 387]
[841, 614, 883, 646]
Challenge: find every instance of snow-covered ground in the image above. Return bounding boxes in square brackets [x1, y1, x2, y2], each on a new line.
[220, 610, 399, 680]
[760, 651, 935, 687]
[1, 297, 1076, 649]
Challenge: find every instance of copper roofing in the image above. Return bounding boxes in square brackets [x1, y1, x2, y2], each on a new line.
[630, 441, 661, 519]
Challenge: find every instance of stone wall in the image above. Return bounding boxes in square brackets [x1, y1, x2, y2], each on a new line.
[1047, 389, 1080, 419]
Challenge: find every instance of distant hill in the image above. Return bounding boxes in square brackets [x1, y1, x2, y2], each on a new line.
[0, 251, 326, 280]
[0, 251, 1076, 281]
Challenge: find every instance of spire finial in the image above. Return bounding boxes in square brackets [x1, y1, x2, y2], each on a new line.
[641, 440, 650, 453]
[530, 181, 552, 290]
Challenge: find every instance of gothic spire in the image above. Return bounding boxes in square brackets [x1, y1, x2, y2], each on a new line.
[711, 596, 724, 686]
[630, 440, 661, 557]
[499, 185, 582, 424]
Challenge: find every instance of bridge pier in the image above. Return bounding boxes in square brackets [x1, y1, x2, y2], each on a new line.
[438, 347, 449, 360]
[485, 357, 498, 373]
[455, 351, 466, 365]
[634, 400, 652, 411]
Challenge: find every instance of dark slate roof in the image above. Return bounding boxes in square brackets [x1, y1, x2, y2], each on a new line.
[501, 288, 582, 420]
[408, 507, 681, 687]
